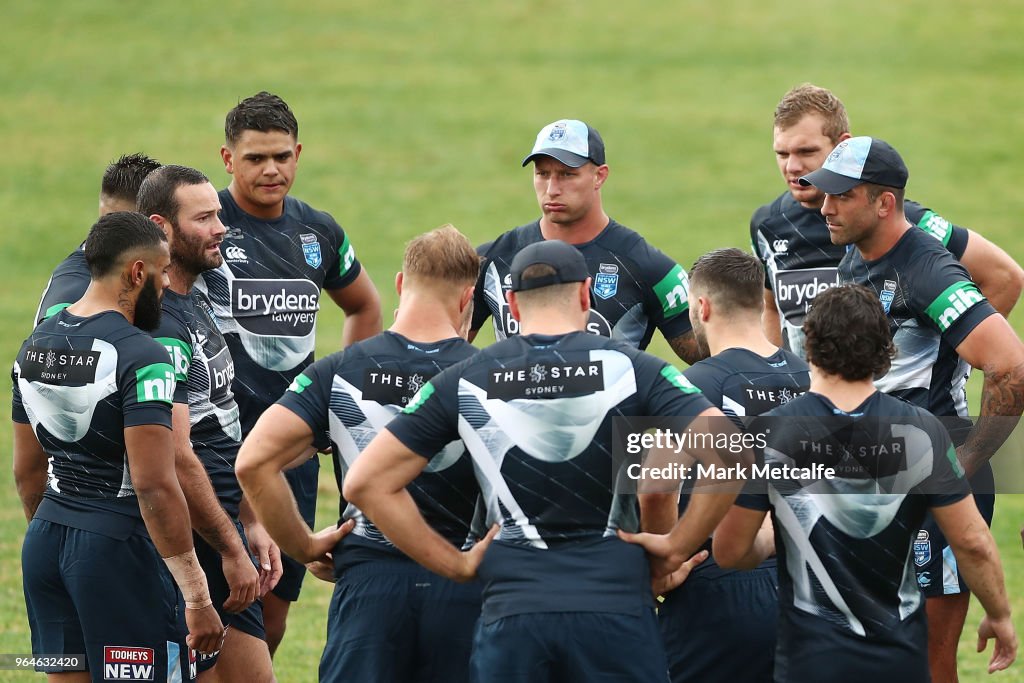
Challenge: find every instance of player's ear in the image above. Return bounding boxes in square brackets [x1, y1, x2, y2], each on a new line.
[293, 142, 302, 163]
[459, 283, 475, 313]
[507, 291, 522, 322]
[579, 278, 592, 314]
[149, 214, 171, 238]
[593, 165, 609, 190]
[220, 145, 233, 173]
[395, 271, 404, 297]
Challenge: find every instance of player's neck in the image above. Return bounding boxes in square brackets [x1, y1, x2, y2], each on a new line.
[707, 324, 778, 358]
[68, 281, 135, 324]
[856, 219, 911, 261]
[539, 209, 609, 245]
[389, 292, 463, 343]
[808, 366, 876, 412]
[167, 264, 196, 295]
[227, 182, 285, 220]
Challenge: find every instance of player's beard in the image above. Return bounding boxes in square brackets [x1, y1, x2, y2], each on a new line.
[133, 274, 163, 331]
[172, 222, 222, 276]
[691, 319, 711, 359]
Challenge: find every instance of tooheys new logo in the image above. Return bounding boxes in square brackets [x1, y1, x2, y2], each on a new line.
[231, 278, 319, 337]
[773, 267, 841, 324]
[926, 281, 985, 332]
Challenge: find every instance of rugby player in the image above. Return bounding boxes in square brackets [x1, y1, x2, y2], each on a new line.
[345, 240, 738, 682]
[712, 285, 1017, 682]
[237, 225, 483, 682]
[471, 118, 702, 364]
[14, 212, 225, 681]
[751, 84, 1023, 357]
[197, 91, 383, 654]
[800, 137, 1024, 681]
[36, 152, 161, 324]
[655, 248, 809, 682]
[138, 165, 276, 681]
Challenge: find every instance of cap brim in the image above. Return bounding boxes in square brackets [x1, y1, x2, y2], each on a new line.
[522, 149, 590, 168]
[798, 168, 862, 195]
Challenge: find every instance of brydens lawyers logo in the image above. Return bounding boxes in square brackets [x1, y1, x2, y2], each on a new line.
[104, 646, 154, 680]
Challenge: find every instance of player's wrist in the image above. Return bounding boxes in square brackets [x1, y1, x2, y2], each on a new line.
[163, 548, 212, 609]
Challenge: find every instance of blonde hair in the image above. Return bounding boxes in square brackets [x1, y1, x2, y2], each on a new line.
[774, 84, 850, 144]
[402, 224, 481, 286]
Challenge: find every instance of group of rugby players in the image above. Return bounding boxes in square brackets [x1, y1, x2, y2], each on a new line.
[11, 84, 1024, 682]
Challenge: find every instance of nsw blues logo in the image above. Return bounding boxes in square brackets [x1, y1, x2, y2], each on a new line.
[594, 263, 619, 300]
[913, 529, 931, 567]
[301, 233, 322, 268]
[880, 279, 897, 314]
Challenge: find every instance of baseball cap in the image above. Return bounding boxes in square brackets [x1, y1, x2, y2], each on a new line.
[522, 119, 606, 168]
[509, 240, 590, 292]
[799, 136, 908, 194]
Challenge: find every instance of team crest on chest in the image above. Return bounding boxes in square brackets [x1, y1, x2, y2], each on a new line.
[594, 263, 619, 300]
[300, 233, 322, 268]
[880, 279, 897, 314]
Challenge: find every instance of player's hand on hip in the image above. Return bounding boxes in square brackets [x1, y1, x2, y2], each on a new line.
[651, 549, 708, 598]
[221, 549, 259, 613]
[185, 604, 228, 656]
[309, 519, 356, 564]
[306, 555, 336, 583]
[245, 520, 283, 597]
[452, 524, 499, 583]
[978, 614, 1018, 673]
[616, 530, 681, 577]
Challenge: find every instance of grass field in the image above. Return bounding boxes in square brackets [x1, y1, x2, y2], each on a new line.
[2, 1, 1024, 680]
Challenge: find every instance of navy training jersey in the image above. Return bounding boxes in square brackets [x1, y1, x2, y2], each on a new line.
[34, 245, 90, 325]
[151, 288, 244, 518]
[737, 391, 970, 681]
[473, 220, 692, 349]
[751, 192, 969, 357]
[838, 227, 996, 440]
[680, 346, 810, 577]
[196, 189, 363, 435]
[12, 309, 175, 536]
[276, 331, 479, 571]
[387, 331, 714, 622]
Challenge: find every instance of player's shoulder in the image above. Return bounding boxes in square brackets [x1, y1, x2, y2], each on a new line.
[751, 192, 796, 227]
[480, 221, 542, 258]
[283, 195, 338, 227]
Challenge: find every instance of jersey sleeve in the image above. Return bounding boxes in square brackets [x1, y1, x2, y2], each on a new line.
[35, 254, 91, 324]
[150, 308, 194, 405]
[638, 243, 693, 339]
[915, 415, 972, 507]
[734, 492, 771, 511]
[11, 351, 29, 424]
[905, 200, 969, 260]
[470, 241, 494, 332]
[386, 365, 462, 459]
[638, 356, 714, 422]
[120, 335, 175, 429]
[682, 360, 724, 412]
[275, 354, 338, 444]
[322, 219, 363, 291]
[910, 248, 996, 348]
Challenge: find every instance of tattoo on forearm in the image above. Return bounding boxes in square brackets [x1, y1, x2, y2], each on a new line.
[668, 332, 703, 366]
[965, 362, 1024, 470]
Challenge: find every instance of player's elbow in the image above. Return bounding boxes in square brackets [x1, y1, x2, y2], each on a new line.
[949, 525, 997, 567]
[711, 534, 748, 569]
[342, 468, 374, 512]
[234, 443, 270, 495]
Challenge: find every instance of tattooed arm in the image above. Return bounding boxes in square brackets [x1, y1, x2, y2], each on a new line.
[953, 315, 1024, 477]
[666, 330, 705, 366]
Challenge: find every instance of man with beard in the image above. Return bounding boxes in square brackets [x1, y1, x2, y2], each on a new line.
[14, 212, 226, 681]
[138, 165, 278, 681]
[654, 248, 809, 683]
[751, 84, 1023, 357]
[198, 93, 383, 652]
[36, 152, 162, 324]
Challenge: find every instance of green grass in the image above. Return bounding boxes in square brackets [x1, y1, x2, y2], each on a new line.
[2, 1, 1024, 680]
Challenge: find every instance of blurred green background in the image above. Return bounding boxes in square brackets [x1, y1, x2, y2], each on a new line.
[2, 1, 1023, 680]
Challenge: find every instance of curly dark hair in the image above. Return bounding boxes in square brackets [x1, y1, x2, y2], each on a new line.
[803, 284, 895, 381]
[224, 91, 298, 145]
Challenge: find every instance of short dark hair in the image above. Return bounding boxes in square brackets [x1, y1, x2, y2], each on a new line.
[100, 153, 161, 203]
[84, 212, 167, 278]
[689, 248, 765, 313]
[136, 165, 210, 223]
[864, 182, 905, 207]
[804, 285, 895, 381]
[224, 91, 298, 145]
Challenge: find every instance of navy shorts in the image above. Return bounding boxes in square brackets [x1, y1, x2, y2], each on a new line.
[658, 565, 777, 682]
[471, 609, 668, 683]
[271, 457, 320, 602]
[22, 518, 193, 681]
[319, 560, 481, 682]
[193, 521, 266, 672]
[915, 492, 995, 597]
